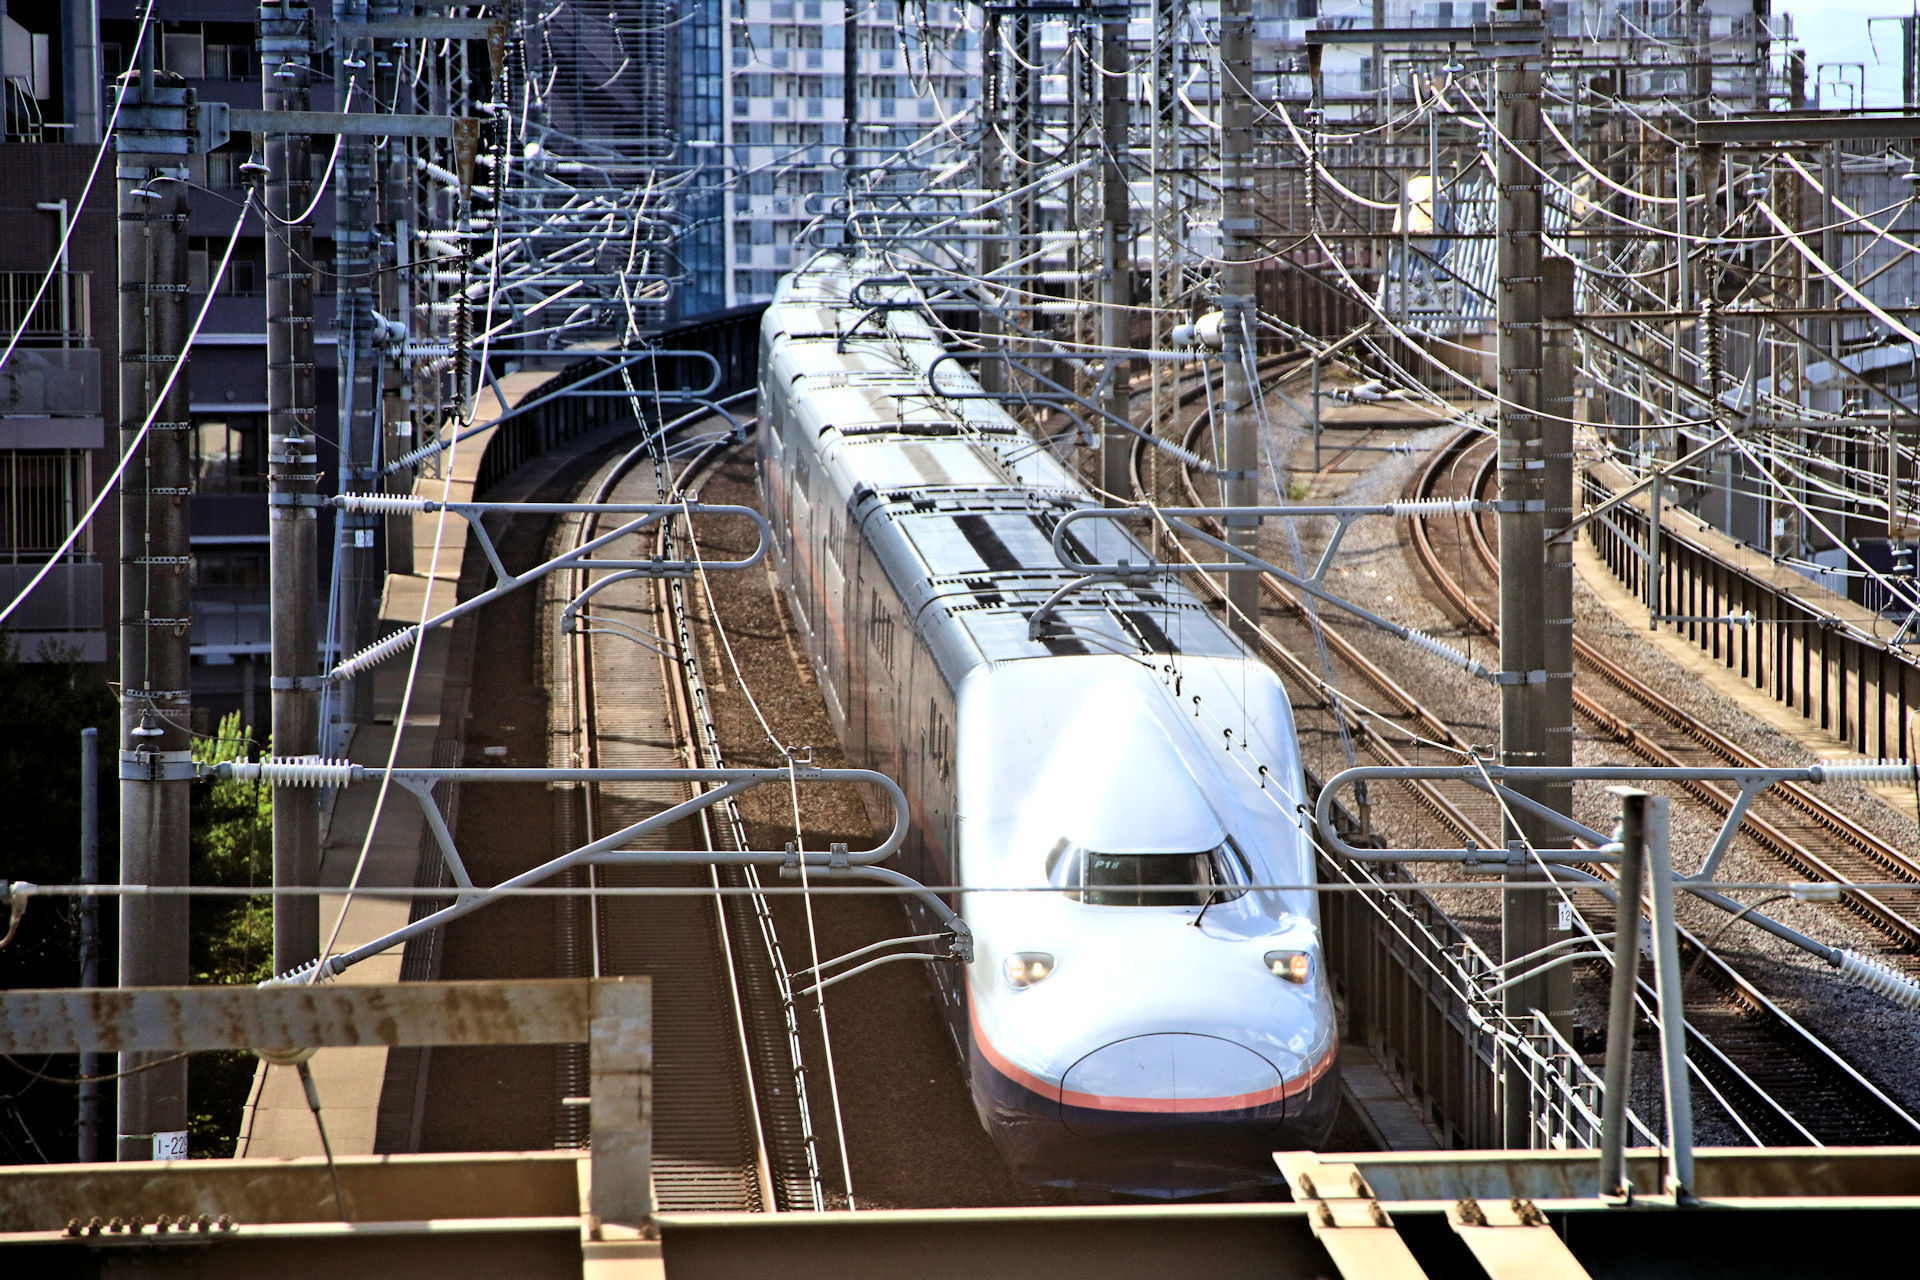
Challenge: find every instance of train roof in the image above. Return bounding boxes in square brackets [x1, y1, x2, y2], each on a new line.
[765, 258, 1246, 676]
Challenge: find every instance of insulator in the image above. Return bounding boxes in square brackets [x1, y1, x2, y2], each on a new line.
[259, 955, 348, 988]
[334, 493, 431, 515]
[1811, 759, 1916, 785]
[1390, 498, 1480, 516]
[1701, 296, 1722, 392]
[236, 757, 359, 787]
[1837, 949, 1920, 1010]
[1402, 625, 1484, 678]
[335, 631, 414, 678]
[414, 157, 461, 189]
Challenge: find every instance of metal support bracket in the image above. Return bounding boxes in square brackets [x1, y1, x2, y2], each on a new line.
[324, 500, 770, 683]
[1035, 503, 1495, 680]
[118, 750, 196, 782]
[0, 978, 654, 1227]
[219, 763, 921, 986]
[1313, 764, 1864, 974]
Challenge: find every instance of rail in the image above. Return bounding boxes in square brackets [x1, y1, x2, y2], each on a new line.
[1411, 427, 1920, 1147]
[1123, 380, 1641, 1151]
[1583, 462, 1920, 762]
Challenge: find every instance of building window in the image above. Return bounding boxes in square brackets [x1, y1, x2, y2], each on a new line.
[193, 545, 270, 655]
[192, 416, 266, 495]
[205, 43, 254, 80]
[227, 260, 260, 296]
[0, 451, 90, 564]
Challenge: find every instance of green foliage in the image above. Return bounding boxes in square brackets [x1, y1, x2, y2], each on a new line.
[189, 711, 272, 988]
[186, 712, 273, 1158]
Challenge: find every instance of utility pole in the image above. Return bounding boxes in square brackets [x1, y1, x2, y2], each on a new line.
[77, 726, 102, 1163]
[62, 0, 103, 146]
[1218, 0, 1261, 626]
[1492, 1, 1572, 1144]
[262, 1, 321, 976]
[978, 9, 1004, 393]
[115, 38, 194, 1163]
[842, 0, 858, 197]
[1098, 15, 1132, 501]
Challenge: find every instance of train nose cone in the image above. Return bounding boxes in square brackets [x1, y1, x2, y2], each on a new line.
[1059, 1033, 1285, 1137]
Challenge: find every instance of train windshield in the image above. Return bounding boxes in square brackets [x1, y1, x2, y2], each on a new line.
[1047, 839, 1249, 907]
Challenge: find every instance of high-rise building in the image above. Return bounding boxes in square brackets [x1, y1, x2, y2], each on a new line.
[719, 0, 981, 305]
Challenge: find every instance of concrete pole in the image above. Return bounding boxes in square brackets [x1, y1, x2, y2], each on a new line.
[977, 11, 1004, 394]
[61, 0, 102, 146]
[115, 40, 192, 1162]
[262, 1, 320, 976]
[342, 0, 389, 733]
[1492, 17, 1570, 1142]
[1098, 18, 1133, 502]
[77, 726, 102, 1162]
[1541, 256, 1576, 849]
[1218, 0, 1261, 627]
[842, 0, 857, 200]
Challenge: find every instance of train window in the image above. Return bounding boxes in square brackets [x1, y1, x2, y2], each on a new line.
[1049, 839, 1249, 908]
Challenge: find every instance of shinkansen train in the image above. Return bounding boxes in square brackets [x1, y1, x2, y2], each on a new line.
[757, 255, 1338, 1196]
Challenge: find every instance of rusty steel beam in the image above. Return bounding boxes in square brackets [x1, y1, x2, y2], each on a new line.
[0, 979, 597, 1055]
[0, 979, 650, 1227]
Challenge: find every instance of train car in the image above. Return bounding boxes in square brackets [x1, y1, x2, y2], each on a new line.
[756, 255, 1338, 1197]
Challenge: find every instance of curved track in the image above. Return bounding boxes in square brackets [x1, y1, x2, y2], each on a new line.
[552, 400, 818, 1211]
[1410, 428, 1920, 950]
[1150, 402, 1920, 1146]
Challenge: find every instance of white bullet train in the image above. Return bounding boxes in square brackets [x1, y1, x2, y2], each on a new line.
[757, 255, 1339, 1196]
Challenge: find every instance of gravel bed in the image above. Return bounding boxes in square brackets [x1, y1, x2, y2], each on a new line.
[1247, 375, 1920, 1142]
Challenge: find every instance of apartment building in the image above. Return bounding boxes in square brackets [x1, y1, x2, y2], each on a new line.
[719, 0, 981, 304]
[0, 5, 116, 667]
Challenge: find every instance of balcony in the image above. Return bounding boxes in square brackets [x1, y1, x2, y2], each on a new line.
[0, 561, 104, 633]
[0, 272, 90, 346]
[0, 347, 102, 419]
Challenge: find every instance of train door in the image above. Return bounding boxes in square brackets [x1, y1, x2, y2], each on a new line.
[788, 448, 817, 645]
[820, 496, 850, 721]
[758, 384, 791, 574]
[906, 641, 957, 892]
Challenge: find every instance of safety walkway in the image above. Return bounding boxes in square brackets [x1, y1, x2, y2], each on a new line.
[1573, 487, 1920, 825]
[238, 370, 556, 1158]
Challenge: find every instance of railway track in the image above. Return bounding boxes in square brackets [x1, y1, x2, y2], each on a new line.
[551, 397, 823, 1211]
[1402, 425, 1920, 1144]
[1140, 395, 1920, 1146]
[1410, 428, 1920, 951]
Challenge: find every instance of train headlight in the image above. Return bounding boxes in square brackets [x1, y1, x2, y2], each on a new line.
[1264, 950, 1313, 985]
[1004, 952, 1055, 989]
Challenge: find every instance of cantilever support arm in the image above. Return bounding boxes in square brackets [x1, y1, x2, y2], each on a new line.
[1312, 763, 1870, 970]
[324, 501, 769, 683]
[220, 763, 916, 985]
[926, 352, 1219, 473]
[1032, 503, 1494, 679]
